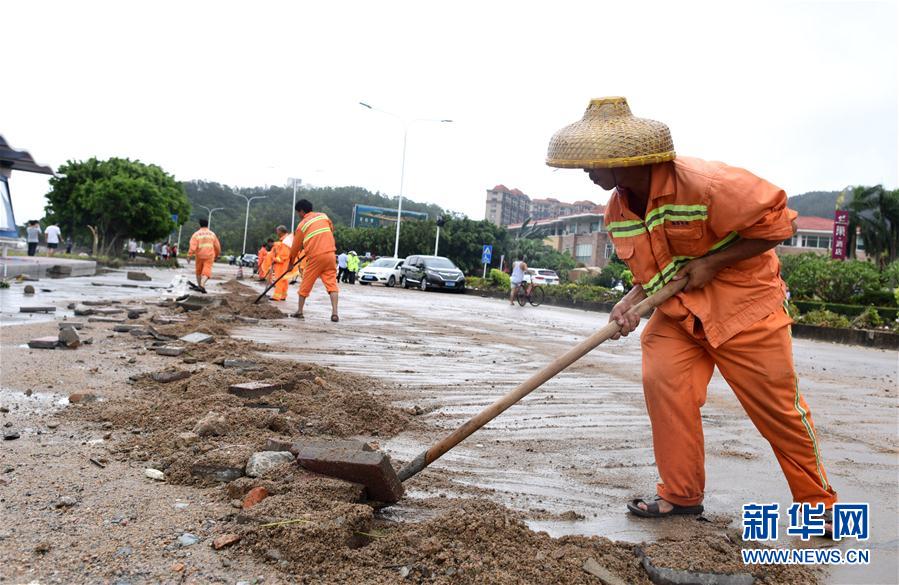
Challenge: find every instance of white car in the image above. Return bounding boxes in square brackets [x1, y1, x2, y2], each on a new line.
[358, 257, 404, 287]
[524, 268, 561, 286]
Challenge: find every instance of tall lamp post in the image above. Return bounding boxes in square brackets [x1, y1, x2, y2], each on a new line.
[289, 177, 302, 233]
[198, 205, 224, 231]
[233, 194, 267, 256]
[359, 102, 452, 258]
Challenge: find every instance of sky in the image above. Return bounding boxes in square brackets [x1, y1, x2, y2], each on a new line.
[4, 0, 897, 224]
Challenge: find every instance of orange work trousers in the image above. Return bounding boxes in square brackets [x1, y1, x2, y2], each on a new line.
[196, 256, 214, 280]
[298, 252, 339, 298]
[271, 262, 289, 301]
[641, 309, 836, 508]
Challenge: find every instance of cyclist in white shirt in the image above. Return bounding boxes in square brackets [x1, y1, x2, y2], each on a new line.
[509, 259, 530, 305]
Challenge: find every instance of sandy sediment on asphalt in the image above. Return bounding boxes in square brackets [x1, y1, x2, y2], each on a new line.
[0, 279, 821, 584]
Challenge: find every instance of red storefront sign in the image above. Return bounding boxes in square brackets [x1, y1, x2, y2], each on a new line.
[831, 210, 850, 260]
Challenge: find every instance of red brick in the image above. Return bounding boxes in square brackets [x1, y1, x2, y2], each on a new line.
[242, 486, 269, 509]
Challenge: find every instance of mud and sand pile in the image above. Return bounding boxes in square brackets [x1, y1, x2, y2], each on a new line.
[59, 280, 821, 584]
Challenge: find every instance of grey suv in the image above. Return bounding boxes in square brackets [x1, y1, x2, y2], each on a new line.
[401, 255, 466, 292]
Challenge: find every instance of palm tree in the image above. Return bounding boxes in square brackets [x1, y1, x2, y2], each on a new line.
[845, 185, 899, 269]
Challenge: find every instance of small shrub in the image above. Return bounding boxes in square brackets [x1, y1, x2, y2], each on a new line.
[851, 306, 884, 329]
[798, 309, 851, 328]
[786, 302, 800, 320]
[489, 268, 510, 289]
[0, 280, 9, 289]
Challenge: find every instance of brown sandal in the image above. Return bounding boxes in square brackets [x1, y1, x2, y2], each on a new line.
[627, 496, 704, 518]
[330, 314, 339, 322]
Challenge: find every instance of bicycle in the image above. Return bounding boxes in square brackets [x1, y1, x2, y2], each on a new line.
[516, 282, 544, 307]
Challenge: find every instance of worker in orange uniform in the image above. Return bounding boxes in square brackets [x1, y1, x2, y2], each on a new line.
[546, 98, 836, 531]
[263, 226, 291, 301]
[282, 231, 301, 285]
[288, 199, 339, 322]
[187, 218, 221, 293]
[257, 238, 273, 281]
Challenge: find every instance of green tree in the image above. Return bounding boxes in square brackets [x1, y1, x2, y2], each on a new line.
[845, 185, 899, 268]
[44, 158, 189, 256]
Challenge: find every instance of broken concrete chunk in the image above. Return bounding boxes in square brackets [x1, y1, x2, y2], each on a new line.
[295, 440, 404, 503]
[155, 346, 186, 357]
[268, 438, 373, 456]
[58, 321, 84, 330]
[127, 271, 152, 281]
[113, 324, 144, 332]
[82, 300, 119, 306]
[152, 315, 187, 325]
[228, 381, 287, 399]
[92, 307, 125, 315]
[179, 332, 213, 344]
[245, 451, 295, 477]
[73, 306, 95, 316]
[234, 316, 260, 324]
[582, 558, 628, 585]
[28, 337, 59, 349]
[222, 359, 259, 369]
[190, 446, 251, 482]
[87, 317, 126, 323]
[147, 326, 175, 341]
[23, 285, 35, 295]
[150, 370, 191, 383]
[128, 328, 151, 337]
[58, 327, 81, 349]
[20, 306, 55, 313]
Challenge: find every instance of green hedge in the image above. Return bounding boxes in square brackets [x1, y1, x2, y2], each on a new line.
[793, 300, 898, 322]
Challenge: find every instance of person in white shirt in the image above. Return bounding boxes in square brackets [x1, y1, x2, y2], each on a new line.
[44, 224, 61, 256]
[509, 259, 531, 305]
[127, 239, 138, 259]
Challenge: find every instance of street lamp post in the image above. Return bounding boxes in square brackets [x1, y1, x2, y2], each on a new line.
[198, 205, 224, 231]
[289, 177, 301, 233]
[233, 194, 268, 256]
[359, 102, 452, 258]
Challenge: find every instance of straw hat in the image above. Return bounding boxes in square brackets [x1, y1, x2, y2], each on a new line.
[546, 97, 675, 169]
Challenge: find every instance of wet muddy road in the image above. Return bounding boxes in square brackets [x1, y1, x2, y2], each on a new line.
[238, 282, 898, 585]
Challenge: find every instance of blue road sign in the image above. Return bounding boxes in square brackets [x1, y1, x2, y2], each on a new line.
[481, 245, 493, 265]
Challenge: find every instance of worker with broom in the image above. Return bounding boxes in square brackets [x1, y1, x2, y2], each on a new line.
[187, 218, 221, 293]
[288, 199, 339, 321]
[263, 226, 291, 301]
[546, 98, 836, 528]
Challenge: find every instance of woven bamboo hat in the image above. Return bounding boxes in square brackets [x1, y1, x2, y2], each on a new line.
[546, 97, 675, 169]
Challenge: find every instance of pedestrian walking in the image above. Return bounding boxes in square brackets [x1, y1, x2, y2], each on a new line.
[26, 220, 40, 256]
[44, 223, 61, 256]
[337, 251, 349, 283]
[127, 239, 138, 259]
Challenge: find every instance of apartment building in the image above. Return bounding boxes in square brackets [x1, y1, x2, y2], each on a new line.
[485, 185, 596, 226]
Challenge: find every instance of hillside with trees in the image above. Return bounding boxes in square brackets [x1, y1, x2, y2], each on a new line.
[787, 190, 840, 218]
[182, 181, 445, 255]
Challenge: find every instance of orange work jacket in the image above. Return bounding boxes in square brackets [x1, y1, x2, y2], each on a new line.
[289, 212, 336, 262]
[188, 228, 221, 260]
[605, 156, 797, 347]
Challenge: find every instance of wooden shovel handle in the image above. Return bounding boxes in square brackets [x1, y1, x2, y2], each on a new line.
[396, 278, 687, 482]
